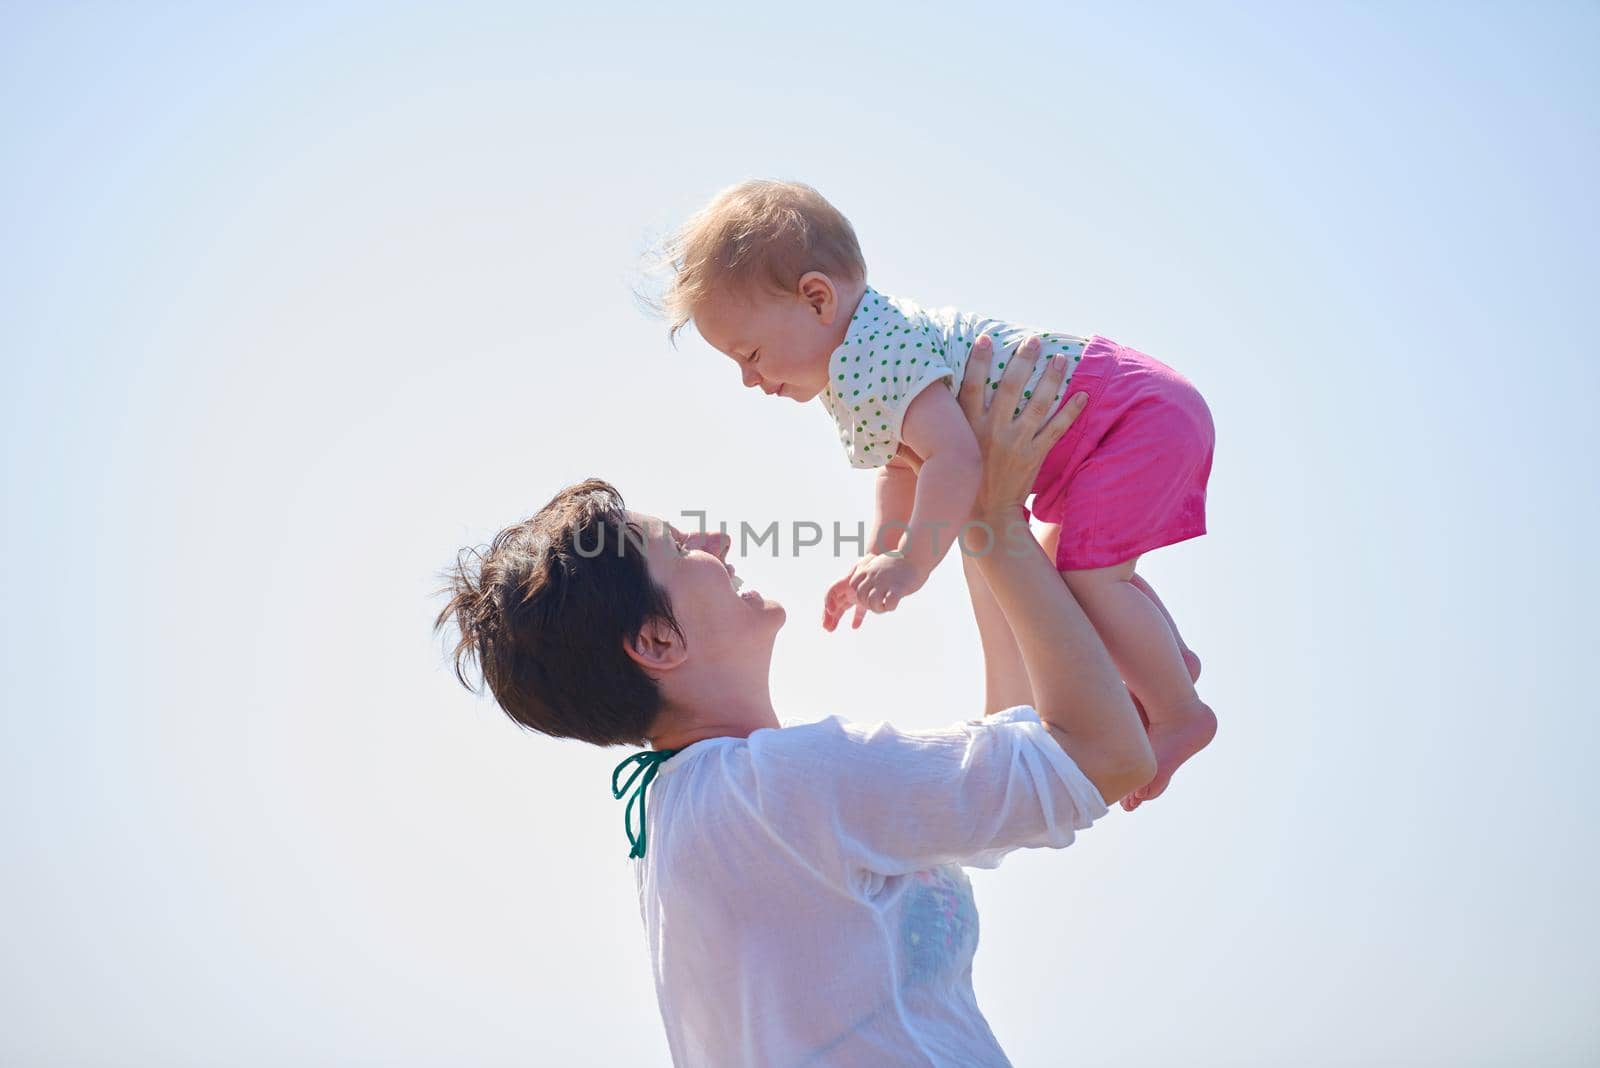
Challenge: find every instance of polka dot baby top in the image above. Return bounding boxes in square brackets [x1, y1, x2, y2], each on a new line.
[821, 286, 1091, 469]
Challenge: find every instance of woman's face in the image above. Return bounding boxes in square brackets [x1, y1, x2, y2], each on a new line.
[631, 511, 785, 659]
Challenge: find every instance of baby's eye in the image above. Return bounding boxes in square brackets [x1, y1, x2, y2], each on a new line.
[750, 348, 761, 363]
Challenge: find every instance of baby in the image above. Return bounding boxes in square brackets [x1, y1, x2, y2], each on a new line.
[656, 180, 1216, 810]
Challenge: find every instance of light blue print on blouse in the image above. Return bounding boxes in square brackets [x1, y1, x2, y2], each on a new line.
[898, 864, 980, 987]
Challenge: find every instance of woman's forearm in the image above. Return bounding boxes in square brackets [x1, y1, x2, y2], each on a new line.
[971, 506, 1154, 802]
[961, 551, 1035, 715]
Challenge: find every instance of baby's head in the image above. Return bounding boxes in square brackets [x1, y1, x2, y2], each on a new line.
[659, 180, 867, 403]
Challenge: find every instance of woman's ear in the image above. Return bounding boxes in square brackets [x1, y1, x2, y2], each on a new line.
[622, 617, 688, 673]
[797, 271, 838, 324]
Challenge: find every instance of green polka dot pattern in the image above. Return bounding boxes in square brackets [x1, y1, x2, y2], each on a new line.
[819, 286, 1089, 469]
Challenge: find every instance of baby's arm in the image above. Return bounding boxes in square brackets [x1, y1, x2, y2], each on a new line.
[894, 384, 981, 576]
[835, 386, 980, 618]
[867, 455, 917, 556]
[826, 459, 919, 630]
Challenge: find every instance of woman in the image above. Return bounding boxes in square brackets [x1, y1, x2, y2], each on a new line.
[437, 340, 1154, 1065]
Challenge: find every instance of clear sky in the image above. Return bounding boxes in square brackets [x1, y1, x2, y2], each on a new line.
[3, 3, 1596, 1064]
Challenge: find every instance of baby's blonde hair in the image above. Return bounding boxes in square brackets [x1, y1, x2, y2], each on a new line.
[654, 180, 867, 338]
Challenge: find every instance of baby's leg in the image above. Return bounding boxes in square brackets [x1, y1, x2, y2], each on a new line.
[1129, 572, 1202, 684]
[1040, 524, 1168, 748]
[962, 550, 1034, 715]
[1058, 556, 1216, 810]
[1039, 524, 1199, 682]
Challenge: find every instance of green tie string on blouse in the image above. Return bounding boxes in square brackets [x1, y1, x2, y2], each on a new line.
[611, 748, 680, 859]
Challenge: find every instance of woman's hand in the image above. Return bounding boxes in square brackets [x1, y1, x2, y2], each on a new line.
[956, 335, 1087, 522]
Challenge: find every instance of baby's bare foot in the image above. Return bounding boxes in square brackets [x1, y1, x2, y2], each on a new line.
[1121, 701, 1216, 812]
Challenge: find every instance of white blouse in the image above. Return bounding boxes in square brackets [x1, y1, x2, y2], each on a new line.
[631, 704, 1109, 1066]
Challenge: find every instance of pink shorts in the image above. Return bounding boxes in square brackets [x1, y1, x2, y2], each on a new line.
[1026, 336, 1214, 571]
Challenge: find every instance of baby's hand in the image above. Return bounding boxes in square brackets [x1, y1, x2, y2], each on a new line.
[822, 570, 867, 632]
[822, 553, 929, 631]
[852, 552, 927, 611]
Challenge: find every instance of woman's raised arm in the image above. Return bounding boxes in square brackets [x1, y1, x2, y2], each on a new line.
[958, 336, 1155, 804]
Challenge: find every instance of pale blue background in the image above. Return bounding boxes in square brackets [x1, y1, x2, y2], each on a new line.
[3, 3, 1596, 1064]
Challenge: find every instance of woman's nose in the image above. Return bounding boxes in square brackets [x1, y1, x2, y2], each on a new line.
[687, 530, 731, 559]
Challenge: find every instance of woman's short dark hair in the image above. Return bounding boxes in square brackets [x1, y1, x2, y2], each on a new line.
[435, 479, 682, 747]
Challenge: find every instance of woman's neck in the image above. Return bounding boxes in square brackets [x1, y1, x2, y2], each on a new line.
[648, 688, 781, 752]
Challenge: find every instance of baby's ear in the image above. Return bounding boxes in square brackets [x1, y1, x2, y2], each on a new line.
[797, 271, 837, 321]
[623, 617, 688, 673]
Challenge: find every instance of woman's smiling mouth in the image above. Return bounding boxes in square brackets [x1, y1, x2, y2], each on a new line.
[728, 567, 765, 603]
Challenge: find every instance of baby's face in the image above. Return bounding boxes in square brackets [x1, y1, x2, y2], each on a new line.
[692, 286, 839, 404]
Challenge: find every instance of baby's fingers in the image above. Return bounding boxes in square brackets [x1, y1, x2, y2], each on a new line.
[822, 575, 854, 631]
[849, 565, 875, 593]
[824, 591, 855, 631]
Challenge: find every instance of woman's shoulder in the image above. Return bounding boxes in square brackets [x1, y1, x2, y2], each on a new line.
[658, 717, 853, 779]
[755, 707, 1044, 760]
[674, 707, 1047, 786]
[710, 715, 890, 774]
